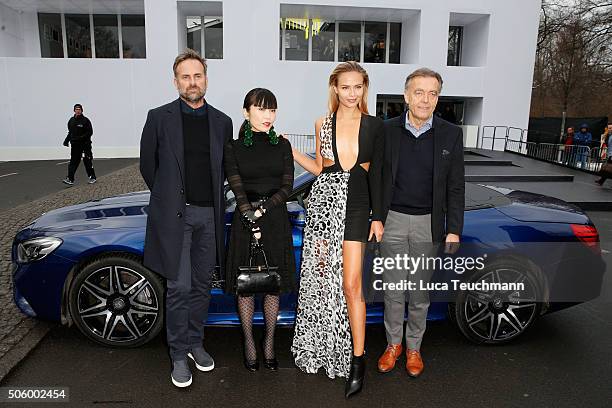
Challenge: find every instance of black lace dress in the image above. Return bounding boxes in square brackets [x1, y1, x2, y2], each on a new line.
[223, 132, 296, 294]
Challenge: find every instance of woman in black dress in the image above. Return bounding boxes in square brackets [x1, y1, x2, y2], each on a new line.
[290, 62, 384, 398]
[224, 88, 296, 371]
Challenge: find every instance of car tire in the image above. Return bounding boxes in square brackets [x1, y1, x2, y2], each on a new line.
[68, 254, 164, 348]
[449, 258, 543, 344]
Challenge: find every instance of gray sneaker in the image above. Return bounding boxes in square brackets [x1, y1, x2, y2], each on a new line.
[188, 347, 215, 372]
[171, 359, 192, 388]
[88, 177, 97, 184]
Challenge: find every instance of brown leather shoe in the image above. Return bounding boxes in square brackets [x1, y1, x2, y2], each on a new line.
[406, 349, 424, 377]
[377, 344, 403, 373]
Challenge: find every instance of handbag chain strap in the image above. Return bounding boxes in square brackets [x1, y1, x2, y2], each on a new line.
[248, 233, 270, 271]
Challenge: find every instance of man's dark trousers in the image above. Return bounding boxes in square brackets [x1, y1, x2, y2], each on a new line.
[166, 204, 216, 361]
[68, 140, 96, 181]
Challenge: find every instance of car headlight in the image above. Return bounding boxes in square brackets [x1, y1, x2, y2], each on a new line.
[17, 237, 63, 263]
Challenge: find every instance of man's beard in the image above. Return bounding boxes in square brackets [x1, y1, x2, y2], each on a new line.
[180, 86, 205, 103]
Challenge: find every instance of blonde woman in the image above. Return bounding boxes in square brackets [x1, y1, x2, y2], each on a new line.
[291, 62, 384, 398]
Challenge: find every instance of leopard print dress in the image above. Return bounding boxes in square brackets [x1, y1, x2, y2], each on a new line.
[291, 115, 352, 379]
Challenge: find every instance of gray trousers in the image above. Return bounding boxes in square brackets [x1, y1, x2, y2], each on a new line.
[381, 210, 435, 350]
[166, 205, 216, 361]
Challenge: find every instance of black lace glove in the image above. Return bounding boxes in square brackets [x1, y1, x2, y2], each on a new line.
[240, 209, 260, 229]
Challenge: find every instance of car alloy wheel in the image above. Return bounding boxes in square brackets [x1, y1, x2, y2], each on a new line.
[451, 258, 542, 344]
[69, 254, 164, 347]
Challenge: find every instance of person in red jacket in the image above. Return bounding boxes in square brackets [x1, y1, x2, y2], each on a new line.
[563, 127, 575, 166]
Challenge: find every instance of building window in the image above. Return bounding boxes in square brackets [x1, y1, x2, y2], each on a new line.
[93, 15, 120, 58]
[364, 22, 386, 63]
[311, 21, 335, 61]
[280, 19, 401, 64]
[338, 22, 361, 62]
[435, 100, 464, 125]
[121, 15, 146, 59]
[204, 18, 223, 59]
[376, 95, 405, 120]
[388, 23, 401, 64]
[280, 18, 309, 61]
[185, 16, 223, 59]
[38, 13, 64, 58]
[65, 14, 91, 58]
[447, 26, 462, 66]
[448, 13, 489, 67]
[187, 17, 202, 54]
[36, 12, 145, 59]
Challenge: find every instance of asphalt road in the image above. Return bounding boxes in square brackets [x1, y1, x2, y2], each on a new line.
[0, 213, 611, 408]
[0, 158, 139, 210]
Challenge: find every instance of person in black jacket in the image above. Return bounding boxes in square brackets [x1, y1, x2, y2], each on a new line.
[62, 104, 96, 185]
[377, 68, 464, 379]
[139, 49, 233, 388]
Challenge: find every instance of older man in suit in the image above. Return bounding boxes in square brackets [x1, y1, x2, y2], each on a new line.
[376, 68, 465, 378]
[140, 49, 232, 387]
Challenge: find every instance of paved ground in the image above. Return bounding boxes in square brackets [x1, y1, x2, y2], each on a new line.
[0, 158, 139, 210]
[1, 286, 611, 407]
[0, 162, 147, 380]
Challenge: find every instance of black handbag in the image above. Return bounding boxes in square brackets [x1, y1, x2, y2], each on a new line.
[236, 234, 281, 295]
[367, 235, 381, 257]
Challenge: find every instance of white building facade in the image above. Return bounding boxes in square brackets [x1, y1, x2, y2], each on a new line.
[0, 0, 541, 160]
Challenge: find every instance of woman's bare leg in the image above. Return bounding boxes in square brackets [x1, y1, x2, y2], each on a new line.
[343, 240, 366, 356]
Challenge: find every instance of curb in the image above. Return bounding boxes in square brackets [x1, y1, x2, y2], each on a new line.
[0, 321, 51, 383]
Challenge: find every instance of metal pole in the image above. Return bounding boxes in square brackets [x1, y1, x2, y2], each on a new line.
[560, 111, 566, 144]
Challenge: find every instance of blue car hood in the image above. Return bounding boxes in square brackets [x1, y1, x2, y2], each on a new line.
[29, 191, 151, 233]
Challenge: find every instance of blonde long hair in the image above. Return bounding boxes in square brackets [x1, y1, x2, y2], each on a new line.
[327, 61, 369, 115]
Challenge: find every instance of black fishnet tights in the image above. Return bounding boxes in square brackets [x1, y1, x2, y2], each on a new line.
[237, 294, 280, 361]
[262, 294, 279, 360]
[237, 295, 256, 361]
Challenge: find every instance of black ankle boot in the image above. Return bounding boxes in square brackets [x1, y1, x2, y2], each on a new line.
[345, 354, 365, 399]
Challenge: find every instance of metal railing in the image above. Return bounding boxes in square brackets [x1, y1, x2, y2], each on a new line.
[503, 138, 608, 172]
[284, 134, 316, 154]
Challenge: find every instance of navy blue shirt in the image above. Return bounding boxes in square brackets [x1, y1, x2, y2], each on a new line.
[390, 125, 434, 215]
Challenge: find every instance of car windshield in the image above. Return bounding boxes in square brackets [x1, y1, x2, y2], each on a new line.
[465, 183, 511, 210]
[292, 164, 311, 189]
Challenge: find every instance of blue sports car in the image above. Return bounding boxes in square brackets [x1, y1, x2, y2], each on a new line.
[11, 171, 605, 347]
